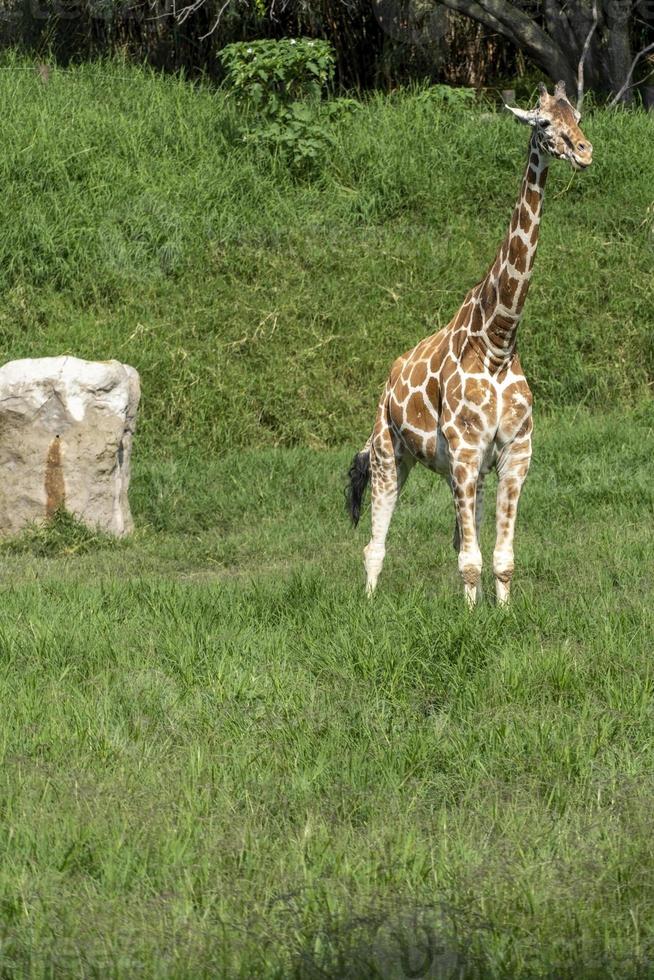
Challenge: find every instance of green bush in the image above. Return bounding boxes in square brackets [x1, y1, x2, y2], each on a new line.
[220, 38, 357, 171]
[414, 83, 477, 106]
[219, 37, 335, 106]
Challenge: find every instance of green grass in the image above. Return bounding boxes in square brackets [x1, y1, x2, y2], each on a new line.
[0, 53, 653, 458]
[0, 53, 653, 976]
[1, 408, 654, 977]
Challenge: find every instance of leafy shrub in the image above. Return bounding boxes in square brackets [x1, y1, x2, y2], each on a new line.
[414, 84, 477, 107]
[219, 37, 335, 108]
[219, 38, 357, 172]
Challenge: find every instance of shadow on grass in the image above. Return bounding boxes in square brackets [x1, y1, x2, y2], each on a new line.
[282, 896, 648, 979]
[275, 898, 462, 979]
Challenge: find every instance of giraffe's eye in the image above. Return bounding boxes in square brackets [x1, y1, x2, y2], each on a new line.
[538, 119, 551, 129]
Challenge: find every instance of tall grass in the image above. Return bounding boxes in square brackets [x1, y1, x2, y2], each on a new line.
[1, 53, 652, 457]
[1, 410, 653, 976]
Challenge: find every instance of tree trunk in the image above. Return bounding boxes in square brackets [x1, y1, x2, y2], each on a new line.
[604, 0, 634, 100]
[437, 0, 578, 89]
[433, 0, 638, 99]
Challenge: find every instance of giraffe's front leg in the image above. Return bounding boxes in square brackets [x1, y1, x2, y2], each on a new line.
[451, 474, 486, 599]
[493, 423, 532, 606]
[449, 450, 484, 607]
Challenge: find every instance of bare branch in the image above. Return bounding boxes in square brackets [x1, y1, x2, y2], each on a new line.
[172, 0, 287, 31]
[608, 40, 654, 106]
[173, 0, 207, 27]
[576, 0, 599, 111]
[198, 0, 233, 39]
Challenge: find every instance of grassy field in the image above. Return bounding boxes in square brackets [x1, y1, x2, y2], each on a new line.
[0, 54, 653, 977]
[2, 409, 654, 977]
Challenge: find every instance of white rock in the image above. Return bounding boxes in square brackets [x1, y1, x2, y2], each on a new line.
[0, 356, 140, 537]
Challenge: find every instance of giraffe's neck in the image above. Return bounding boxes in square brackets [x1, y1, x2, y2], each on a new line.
[473, 133, 549, 363]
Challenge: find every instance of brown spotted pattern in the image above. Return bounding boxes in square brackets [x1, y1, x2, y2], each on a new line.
[357, 84, 592, 605]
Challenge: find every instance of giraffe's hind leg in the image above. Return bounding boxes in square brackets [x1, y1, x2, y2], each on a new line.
[364, 425, 413, 596]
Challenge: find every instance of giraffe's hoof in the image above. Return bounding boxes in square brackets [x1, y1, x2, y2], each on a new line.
[464, 583, 480, 607]
[495, 580, 511, 606]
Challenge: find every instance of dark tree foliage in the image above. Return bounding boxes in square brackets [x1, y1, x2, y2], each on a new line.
[1, 0, 652, 97]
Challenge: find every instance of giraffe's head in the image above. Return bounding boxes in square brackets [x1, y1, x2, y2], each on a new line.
[505, 81, 593, 170]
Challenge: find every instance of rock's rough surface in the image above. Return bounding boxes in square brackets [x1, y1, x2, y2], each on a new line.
[0, 356, 140, 537]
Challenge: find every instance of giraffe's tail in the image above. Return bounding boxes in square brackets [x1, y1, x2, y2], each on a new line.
[345, 436, 372, 527]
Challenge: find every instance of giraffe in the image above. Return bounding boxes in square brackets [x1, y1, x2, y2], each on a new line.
[346, 82, 593, 606]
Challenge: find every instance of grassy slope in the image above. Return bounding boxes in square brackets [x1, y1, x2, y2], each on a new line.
[1, 54, 653, 456]
[1, 55, 654, 977]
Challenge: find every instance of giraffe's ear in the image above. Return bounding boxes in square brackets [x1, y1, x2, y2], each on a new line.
[504, 104, 540, 127]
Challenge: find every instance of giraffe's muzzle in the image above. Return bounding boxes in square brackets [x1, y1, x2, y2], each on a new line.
[571, 140, 593, 170]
